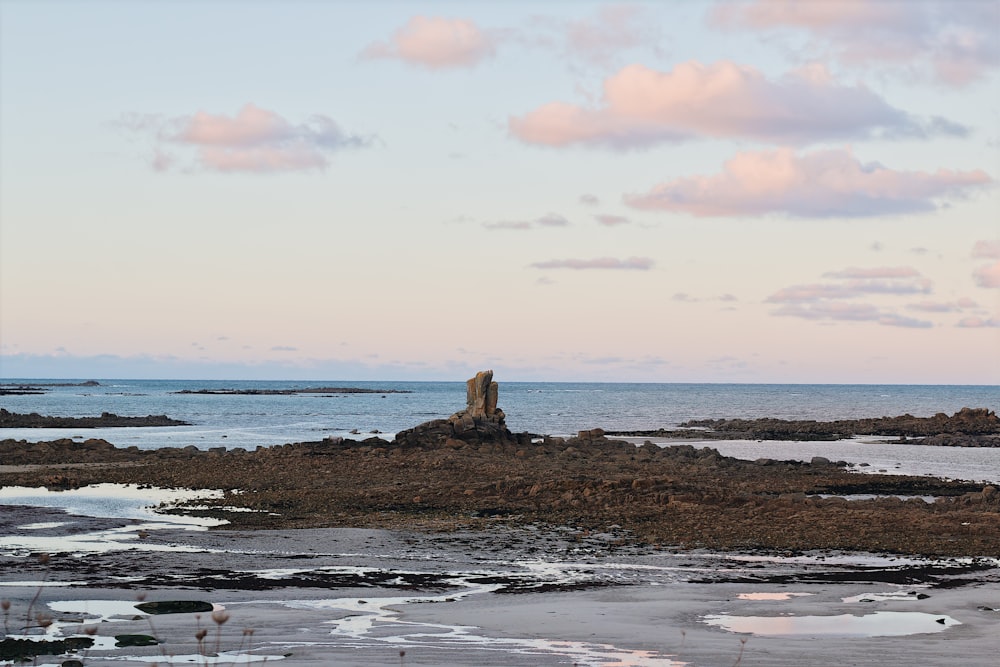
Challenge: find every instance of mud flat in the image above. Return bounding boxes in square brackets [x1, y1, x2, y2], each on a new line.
[0, 505, 998, 666]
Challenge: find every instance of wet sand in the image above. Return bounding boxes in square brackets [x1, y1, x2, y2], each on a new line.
[1, 505, 998, 666]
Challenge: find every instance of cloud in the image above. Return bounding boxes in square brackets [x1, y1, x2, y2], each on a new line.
[484, 221, 532, 230]
[509, 61, 955, 149]
[773, 302, 932, 328]
[361, 16, 496, 68]
[972, 239, 1000, 259]
[907, 299, 978, 313]
[824, 266, 920, 279]
[624, 147, 991, 218]
[579, 194, 600, 206]
[564, 4, 663, 65]
[973, 261, 1000, 288]
[271, 346, 298, 352]
[530, 257, 654, 270]
[767, 265, 937, 327]
[767, 277, 932, 303]
[711, 0, 1000, 87]
[118, 104, 373, 173]
[484, 213, 569, 230]
[595, 214, 630, 226]
[957, 316, 1000, 328]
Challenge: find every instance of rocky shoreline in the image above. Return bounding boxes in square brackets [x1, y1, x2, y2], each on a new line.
[2, 372, 998, 557]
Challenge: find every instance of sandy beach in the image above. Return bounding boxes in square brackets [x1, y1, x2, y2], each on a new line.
[2, 504, 998, 666]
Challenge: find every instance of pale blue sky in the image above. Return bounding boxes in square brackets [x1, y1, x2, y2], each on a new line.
[1, 1, 998, 382]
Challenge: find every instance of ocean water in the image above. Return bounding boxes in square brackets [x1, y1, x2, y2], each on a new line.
[2, 379, 999, 482]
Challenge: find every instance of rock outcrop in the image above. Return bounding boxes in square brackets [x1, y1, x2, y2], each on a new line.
[0, 409, 190, 428]
[667, 407, 1000, 442]
[394, 370, 515, 446]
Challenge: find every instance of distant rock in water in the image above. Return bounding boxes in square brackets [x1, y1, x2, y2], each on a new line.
[395, 370, 515, 446]
[0, 380, 99, 395]
[173, 387, 410, 395]
[0, 408, 189, 428]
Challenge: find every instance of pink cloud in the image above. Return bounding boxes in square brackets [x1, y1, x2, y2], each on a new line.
[624, 147, 991, 218]
[509, 61, 950, 149]
[907, 299, 978, 313]
[973, 261, 1000, 288]
[972, 240, 1000, 259]
[824, 266, 920, 279]
[773, 302, 932, 328]
[767, 276, 931, 304]
[537, 213, 570, 227]
[711, 0, 1000, 87]
[595, 214, 630, 226]
[957, 316, 1000, 328]
[361, 16, 496, 69]
[530, 257, 654, 270]
[120, 104, 372, 173]
[178, 104, 297, 147]
[565, 5, 661, 64]
[766, 263, 946, 328]
[197, 146, 326, 172]
[484, 213, 569, 231]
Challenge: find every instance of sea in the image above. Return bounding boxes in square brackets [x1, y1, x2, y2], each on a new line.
[2, 379, 999, 482]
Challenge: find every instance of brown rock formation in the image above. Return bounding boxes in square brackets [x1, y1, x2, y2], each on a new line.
[466, 370, 499, 418]
[395, 370, 514, 447]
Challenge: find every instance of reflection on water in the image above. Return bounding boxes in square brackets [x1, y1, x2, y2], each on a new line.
[704, 611, 961, 637]
[0, 484, 227, 556]
[736, 592, 812, 601]
[0, 483, 224, 524]
[282, 576, 687, 667]
[18, 599, 286, 665]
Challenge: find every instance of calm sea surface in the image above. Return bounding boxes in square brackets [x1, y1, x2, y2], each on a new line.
[2, 379, 998, 482]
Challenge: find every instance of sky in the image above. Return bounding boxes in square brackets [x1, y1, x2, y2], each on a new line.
[0, 0, 998, 383]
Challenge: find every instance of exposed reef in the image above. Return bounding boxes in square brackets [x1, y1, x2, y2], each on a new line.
[173, 387, 411, 395]
[608, 408, 1000, 446]
[0, 380, 99, 395]
[0, 408, 189, 428]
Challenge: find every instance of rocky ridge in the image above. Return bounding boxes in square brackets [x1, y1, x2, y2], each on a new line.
[0, 408, 189, 428]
